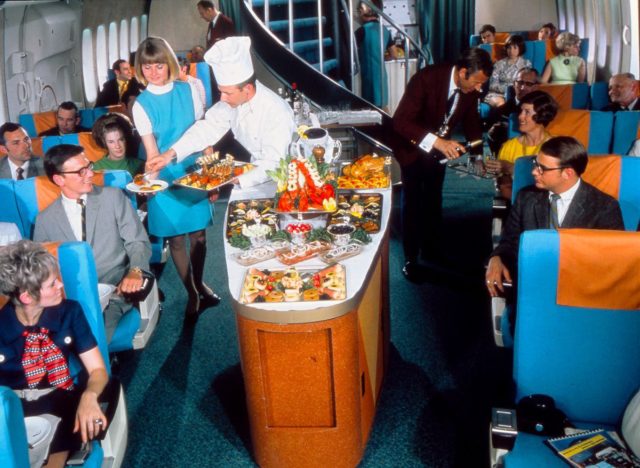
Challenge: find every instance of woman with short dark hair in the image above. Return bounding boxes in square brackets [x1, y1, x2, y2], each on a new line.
[485, 35, 532, 108]
[486, 90, 558, 198]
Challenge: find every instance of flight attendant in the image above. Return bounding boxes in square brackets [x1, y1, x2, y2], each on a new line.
[132, 36, 219, 323]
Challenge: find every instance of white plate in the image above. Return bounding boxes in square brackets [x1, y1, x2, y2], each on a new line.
[24, 416, 51, 447]
[125, 179, 168, 194]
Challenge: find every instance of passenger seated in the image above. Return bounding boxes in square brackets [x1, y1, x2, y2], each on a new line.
[486, 90, 558, 199]
[484, 35, 532, 108]
[33, 144, 151, 341]
[94, 59, 137, 108]
[0, 240, 112, 468]
[604, 73, 640, 111]
[178, 57, 207, 114]
[0, 122, 45, 179]
[190, 45, 205, 63]
[541, 32, 586, 84]
[537, 22, 557, 40]
[486, 136, 624, 299]
[91, 114, 143, 177]
[487, 67, 540, 155]
[479, 24, 496, 44]
[38, 102, 91, 137]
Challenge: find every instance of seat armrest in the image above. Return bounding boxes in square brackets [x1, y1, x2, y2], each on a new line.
[491, 297, 506, 347]
[491, 407, 518, 451]
[137, 280, 159, 320]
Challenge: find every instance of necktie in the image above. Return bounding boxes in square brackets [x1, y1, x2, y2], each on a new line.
[207, 22, 213, 45]
[118, 79, 129, 99]
[549, 193, 561, 229]
[21, 327, 75, 390]
[77, 198, 86, 241]
[446, 89, 460, 114]
[16, 167, 24, 180]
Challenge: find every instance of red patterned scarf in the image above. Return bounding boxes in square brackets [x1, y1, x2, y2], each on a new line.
[21, 327, 74, 390]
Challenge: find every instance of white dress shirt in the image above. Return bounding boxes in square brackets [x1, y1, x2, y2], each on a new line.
[551, 178, 581, 226]
[60, 193, 88, 242]
[171, 81, 296, 188]
[7, 159, 30, 180]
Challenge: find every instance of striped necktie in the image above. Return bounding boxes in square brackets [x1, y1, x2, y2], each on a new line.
[549, 193, 561, 229]
[16, 167, 24, 180]
[77, 198, 86, 241]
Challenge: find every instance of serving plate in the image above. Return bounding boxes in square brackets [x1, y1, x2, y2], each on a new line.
[335, 156, 391, 191]
[174, 162, 254, 192]
[126, 179, 168, 194]
[239, 263, 346, 304]
[226, 198, 279, 239]
[327, 192, 382, 233]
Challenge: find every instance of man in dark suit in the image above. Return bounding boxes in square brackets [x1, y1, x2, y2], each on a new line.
[34, 144, 151, 340]
[95, 59, 136, 108]
[486, 136, 624, 297]
[0, 122, 44, 179]
[197, 0, 235, 50]
[603, 73, 640, 112]
[38, 102, 91, 137]
[393, 47, 493, 281]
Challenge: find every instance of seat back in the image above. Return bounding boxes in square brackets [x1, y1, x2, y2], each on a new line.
[18, 110, 56, 137]
[526, 40, 547, 75]
[479, 42, 506, 62]
[13, 171, 132, 238]
[59, 133, 105, 162]
[514, 229, 640, 425]
[0, 180, 25, 237]
[189, 62, 214, 109]
[590, 81, 610, 110]
[512, 155, 640, 230]
[546, 109, 614, 153]
[611, 110, 640, 154]
[537, 83, 590, 110]
[0, 386, 30, 468]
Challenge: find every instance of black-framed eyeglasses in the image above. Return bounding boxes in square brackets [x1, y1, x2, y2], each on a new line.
[533, 159, 567, 174]
[515, 80, 537, 87]
[58, 162, 94, 177]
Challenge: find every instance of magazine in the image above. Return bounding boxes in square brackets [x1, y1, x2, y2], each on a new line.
[546, 428, 640, 467]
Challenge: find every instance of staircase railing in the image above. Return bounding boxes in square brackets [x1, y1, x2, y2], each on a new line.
[246, 0, 429, 106]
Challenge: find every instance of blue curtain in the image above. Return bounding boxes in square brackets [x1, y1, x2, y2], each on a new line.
[220, 0, 242, 32]
[416, 0, 475, 64]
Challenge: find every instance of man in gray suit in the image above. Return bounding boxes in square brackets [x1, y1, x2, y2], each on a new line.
[486, 136, 624, 297]
[33, 144, 151, 340]
[0, 122, 45, 180]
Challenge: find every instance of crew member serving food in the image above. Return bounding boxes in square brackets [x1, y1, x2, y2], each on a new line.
[146, 36, 296, 188]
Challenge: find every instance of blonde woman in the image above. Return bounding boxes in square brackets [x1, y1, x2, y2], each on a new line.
[132, 36, 219, 323]
[541, 32, 586, 84]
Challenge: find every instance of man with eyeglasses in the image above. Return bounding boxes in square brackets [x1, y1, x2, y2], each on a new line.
[34, 144, 151, 341]
[486, 136, 623, 298]
[487, 68, 540, 155]
[0, 122, 45, 180]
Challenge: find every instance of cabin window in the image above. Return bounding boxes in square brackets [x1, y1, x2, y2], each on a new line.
[96, 25, 109, 90]
[606, 0, 623, 73]
[82, 28, 98, 103]
[120, 20, 129, 61]
[108, 22, 119, 69]
[140, 14, 149, 41]
[130, 17, 140, 53]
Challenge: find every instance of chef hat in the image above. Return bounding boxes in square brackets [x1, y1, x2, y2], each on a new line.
[204, 36, 254, 86]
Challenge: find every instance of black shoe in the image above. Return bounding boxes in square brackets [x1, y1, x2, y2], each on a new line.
[183, 295, 201, 326]
[402, 261, 425, 283]
[199, 292, 221, 311]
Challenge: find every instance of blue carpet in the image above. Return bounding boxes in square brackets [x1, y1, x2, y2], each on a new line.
[118, 169, 513, 467]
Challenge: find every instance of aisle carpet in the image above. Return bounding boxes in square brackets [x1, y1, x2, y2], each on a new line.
[119, 169, 513, 467]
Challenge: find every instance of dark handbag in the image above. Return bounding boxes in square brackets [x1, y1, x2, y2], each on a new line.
[516, 394, 569, 437]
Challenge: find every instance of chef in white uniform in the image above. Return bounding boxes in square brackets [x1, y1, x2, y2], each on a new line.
[147, 36, 295, 188]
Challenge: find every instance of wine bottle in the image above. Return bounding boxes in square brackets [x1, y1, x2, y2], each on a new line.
[438, 139, 484, 164]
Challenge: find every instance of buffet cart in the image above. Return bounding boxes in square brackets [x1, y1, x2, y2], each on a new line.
[224, 128, 394, 468]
